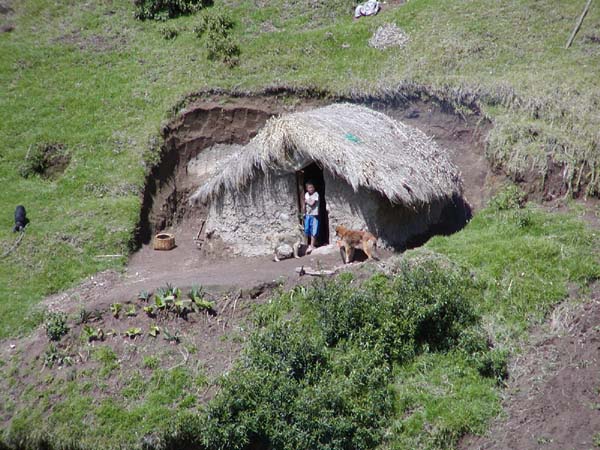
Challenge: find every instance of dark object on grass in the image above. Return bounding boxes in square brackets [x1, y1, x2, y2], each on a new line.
[13, 205, 28, 232]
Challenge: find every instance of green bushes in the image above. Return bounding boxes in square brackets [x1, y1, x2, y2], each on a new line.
[44, 312, 68, 341]
[194, 10, 240, 65]
[166, 262, 497, 450]
[133, 0, 212, 21]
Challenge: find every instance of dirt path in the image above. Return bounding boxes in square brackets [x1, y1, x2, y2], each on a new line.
[41, 221, 370, 316]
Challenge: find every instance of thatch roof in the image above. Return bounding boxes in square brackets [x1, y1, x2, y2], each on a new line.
[190, 103, 462, 207]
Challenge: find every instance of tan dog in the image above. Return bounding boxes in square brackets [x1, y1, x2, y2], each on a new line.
[335, 225, 378, 264]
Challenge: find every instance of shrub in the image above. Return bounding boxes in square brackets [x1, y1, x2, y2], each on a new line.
[133, 0, 212, 21]
[488, 185, 527, 211]
[44, 344, 73, 368]
[44, 312, 68, 341]
[160, 25, 179, 40]
[164, 262, 490, 450]
[194, 10, 240, 65]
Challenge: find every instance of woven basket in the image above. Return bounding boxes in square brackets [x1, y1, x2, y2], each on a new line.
[153, 233, 175, 251]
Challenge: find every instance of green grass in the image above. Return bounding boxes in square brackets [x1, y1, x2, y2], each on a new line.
[0, 196, 598, 449]
[1, 0, 600, 338]
[1, 1, 600, 447]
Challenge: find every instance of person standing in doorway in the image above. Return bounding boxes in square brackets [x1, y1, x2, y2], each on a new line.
[304, 181, 319, 254]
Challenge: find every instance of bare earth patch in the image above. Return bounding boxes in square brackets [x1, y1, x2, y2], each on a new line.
[462, 282, 600, 450]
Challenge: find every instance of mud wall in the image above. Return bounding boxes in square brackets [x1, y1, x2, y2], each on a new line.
[136, 100, 279, 245]
[206, 173, 300, 256]
[325, 173, 446, 250]
[205, 167, 455, 256]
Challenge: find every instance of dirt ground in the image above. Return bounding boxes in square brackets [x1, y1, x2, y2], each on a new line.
[462, 282, 600, 450]
[461, 199, 600, 450]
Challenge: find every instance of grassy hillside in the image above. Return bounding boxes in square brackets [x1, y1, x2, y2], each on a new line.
[1, 194, 597, 449]
[1, 0, 600, 338]
[1, 1, 600, 447]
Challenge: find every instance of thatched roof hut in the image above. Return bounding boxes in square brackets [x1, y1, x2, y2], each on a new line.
[191, 103, 462, 207]
[190, 104, 465, 256]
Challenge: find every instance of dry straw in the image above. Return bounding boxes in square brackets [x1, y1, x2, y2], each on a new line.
[368, 23, 409, 50]
[191, 103, 463, 207]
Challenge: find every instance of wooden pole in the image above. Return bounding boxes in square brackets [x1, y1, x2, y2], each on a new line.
[566, 0, 593, 48]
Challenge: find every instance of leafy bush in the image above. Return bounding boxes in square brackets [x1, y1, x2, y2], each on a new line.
[160, 25, 179, 40]
[166, 262, 494, 450]
[488, 185, 527, 211]
[133, 0, 212, 21]
[194, 10, 240, 65]
[44, 312, 68, 341]
[44, 344, 73, 368]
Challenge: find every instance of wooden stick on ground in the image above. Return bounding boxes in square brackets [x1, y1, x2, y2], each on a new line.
[566, 0, 593, 48]
[295, 266, 338, 277]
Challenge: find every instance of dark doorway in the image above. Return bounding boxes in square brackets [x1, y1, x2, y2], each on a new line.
[296, 162, 329, 246]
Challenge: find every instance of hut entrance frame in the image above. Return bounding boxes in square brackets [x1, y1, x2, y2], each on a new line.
[295, 162, 329, 245]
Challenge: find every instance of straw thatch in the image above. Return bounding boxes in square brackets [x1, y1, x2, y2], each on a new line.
[190, 103, 462, 207]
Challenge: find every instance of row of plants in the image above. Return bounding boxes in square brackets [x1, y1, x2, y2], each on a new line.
[40, 284, 215, 369]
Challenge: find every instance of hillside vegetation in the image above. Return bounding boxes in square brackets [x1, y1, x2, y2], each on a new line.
[1, 0, 600, 448]
[1, 191, 598, 449]
[1, 0, 600, 337]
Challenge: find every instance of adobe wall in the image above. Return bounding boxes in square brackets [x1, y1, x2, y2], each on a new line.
[205, 173, 301, 256]
[324, 172, 445, 250]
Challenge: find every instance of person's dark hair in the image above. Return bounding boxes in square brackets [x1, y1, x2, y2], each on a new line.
[305, 180, 315, 187]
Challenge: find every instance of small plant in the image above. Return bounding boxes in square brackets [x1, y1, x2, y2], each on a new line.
[149, 325, 160, 337]
[160, 25, 179, 40]
[45, 312, 68, 341]
[194, 10, 239, 65]
[143, 355, 159, 369]
[143, 305, 155, 317]
[76, 308, 93, 325]
[133, 0, 211, 21]
[138, 290, 151, 302]
[488, 185, 526, 211]
[44, 344, 73, 368]
[126, 305, 137, 317]
[174, 299, 193, 318]
[110, 303, 123, 318]
[124, 327, 143, 339]
[81, 325, 104, 343]
[163, 328, 181, 343]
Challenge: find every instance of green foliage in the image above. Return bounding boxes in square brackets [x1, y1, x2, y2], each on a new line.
[44, 312, 68, 341]
[160, 25, 179, 40]
[44, 344, 73, 368]
[137, 290, 151, 302]
[163, 328, 181, 343]
[133, 0, 211, 21]
[126, 305, 137, 317]
[124, 327, 142, 339]
[148, 325, 160, 337]
[488, 185, 527, 211]
[168, 263, 491, 450]
[110, 303, 122, 319]
[143, 355, 159, 369]
[93, 347, 119, 376]
[194, 9, 239, 64]
[81, 325, 104, 343]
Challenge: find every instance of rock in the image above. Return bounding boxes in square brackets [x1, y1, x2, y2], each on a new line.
[274, 243, 294, 260]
